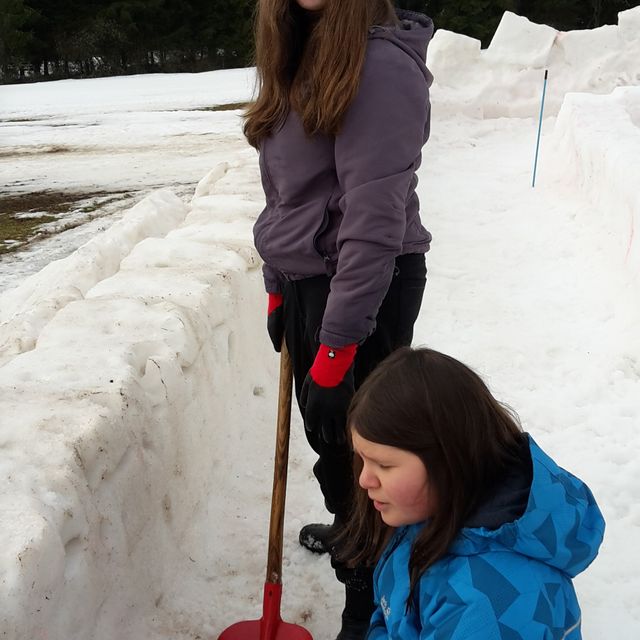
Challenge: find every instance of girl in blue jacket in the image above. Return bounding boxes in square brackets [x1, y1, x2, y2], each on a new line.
[338, 347, 605, 639]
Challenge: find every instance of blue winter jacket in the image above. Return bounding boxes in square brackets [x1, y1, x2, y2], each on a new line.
[368, 436, 605, 639]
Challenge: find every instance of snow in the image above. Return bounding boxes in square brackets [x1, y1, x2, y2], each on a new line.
[484, 11, 558, 67]
[619, 6, 640, 42]
[544, 86, 640, 284]
[1, 8, 640, 640]
[0, 189, 188, 363]
[0, 68, 256, 119]
[428, 6, 640, 118]
[0, 69, 254, 292]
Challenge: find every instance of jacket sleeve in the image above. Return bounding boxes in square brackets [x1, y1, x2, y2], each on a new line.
[365, 606, 388, 639]
[419, 593, 503, 640]
[262, 262, 285, 294]
[319, 39, 430, 347]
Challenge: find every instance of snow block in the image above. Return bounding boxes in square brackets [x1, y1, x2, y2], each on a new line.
[427, 30, 487, 118]
[192, 161, 230, 200]
[486, 11, 557, 67]
[618, 6, 640, 43]
[427, 29, 481, 73]
[0, 189, 188, 367]
[554, 25, 620, 69]
[546, 87, 640, 284]
[0, 158, 274, 639]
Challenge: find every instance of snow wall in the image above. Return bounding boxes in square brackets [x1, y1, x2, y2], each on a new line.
[544, 86, 640, 282]
[0, 154, 278, 638]
[428, 7, 640, 119]
[1, 8, 640, 640]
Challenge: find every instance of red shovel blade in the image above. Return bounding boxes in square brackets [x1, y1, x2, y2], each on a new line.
[218, 583, 313, 640]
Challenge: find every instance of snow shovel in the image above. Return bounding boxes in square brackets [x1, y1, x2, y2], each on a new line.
[218, 342, 313, 640]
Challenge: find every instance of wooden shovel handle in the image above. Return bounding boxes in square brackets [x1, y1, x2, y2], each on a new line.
[266, 341, 294, 584]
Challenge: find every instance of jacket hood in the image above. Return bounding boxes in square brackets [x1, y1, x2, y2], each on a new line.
[369, 9, 434, 82]
[447, 436, 605, 577]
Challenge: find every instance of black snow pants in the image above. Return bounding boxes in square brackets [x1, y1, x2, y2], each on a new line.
[282, 252, 427, 580]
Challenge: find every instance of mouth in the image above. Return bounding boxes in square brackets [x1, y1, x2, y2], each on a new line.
[370, 497, 388, 511]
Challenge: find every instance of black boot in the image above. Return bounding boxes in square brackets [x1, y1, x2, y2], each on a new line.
[335, 572, 375, 640]
[298, 516, 341, 554]
[336, 615, 370, 640]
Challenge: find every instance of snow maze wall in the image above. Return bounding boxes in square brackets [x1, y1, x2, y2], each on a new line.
[1, 8, 640, 639]
[546, 86, 640, 279]
[428, 7, 640, 119]
[0, 157, 281, 638]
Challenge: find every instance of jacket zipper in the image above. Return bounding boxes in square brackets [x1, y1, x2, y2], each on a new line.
[312, 200, 334, 276]
[260, 140, 276, 194]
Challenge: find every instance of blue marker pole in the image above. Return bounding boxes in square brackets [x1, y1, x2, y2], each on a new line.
[532, 69, 549, 188]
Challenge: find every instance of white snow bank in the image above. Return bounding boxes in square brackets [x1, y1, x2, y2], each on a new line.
[484, 11, 557, 68]
[0, 158, 277, 639]
[0, 68, 256, 120]
[0, 190, 188, 366]
[428, 7, 640, 118]
[543, 86, 640, 284]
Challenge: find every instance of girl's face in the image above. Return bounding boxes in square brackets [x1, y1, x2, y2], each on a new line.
[352, 431, 436, 527]
[295, 0, 326, 10]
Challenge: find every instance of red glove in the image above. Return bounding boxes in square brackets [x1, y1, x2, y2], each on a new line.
[309, 344, 357, 387]
[267, 293, 284, 352]
[301, 344, 357, 444]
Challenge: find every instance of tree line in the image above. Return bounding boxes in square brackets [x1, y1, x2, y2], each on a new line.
[0, 0, 637, 84]
[0, 0, 255, 82]
[402, 0, 637, 44]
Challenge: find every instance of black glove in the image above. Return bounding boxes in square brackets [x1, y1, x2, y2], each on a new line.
[267, 293, 284, 352]
[300, 344, 357, 445]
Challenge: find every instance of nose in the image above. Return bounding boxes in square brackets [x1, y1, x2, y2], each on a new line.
[359, 462, 380, 490]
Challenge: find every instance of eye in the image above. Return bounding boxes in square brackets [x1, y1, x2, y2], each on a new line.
[377, 463, 392, 470]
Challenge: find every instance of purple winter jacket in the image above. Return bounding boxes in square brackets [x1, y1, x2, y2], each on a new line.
[253, 9, 434, 348]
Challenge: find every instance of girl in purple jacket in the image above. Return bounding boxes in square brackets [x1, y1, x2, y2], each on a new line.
[244, 1, 434, 637]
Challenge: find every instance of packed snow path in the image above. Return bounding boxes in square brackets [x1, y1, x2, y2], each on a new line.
[412, 116, 639, 639]
[205, 116, 639, 640]
[1, 114, 638, 639]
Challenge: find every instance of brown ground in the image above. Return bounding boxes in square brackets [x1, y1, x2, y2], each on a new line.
[0, 190, 129, 256]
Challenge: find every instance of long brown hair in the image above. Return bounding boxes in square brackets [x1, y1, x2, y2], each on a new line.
[243, 0, 398, 148]
[337, 347, 526, 606]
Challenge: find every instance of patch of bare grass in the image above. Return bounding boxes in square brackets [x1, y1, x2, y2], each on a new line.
[203, 102, 250, 112]
[0, 190, 126, 256]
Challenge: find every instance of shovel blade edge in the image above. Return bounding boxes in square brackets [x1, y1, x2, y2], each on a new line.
[218, 583, 312, 640]
[218, 619, 312, 640]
